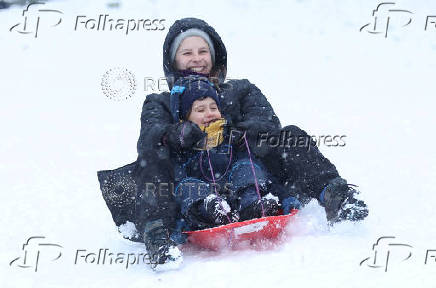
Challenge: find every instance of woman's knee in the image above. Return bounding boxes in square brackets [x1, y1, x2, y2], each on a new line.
[282, 125, 309, 137]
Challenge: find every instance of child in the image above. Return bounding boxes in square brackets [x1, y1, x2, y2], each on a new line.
[167, 76, 301, 231]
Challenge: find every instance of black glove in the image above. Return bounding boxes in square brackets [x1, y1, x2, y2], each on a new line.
[164, 121, 206, 151]
[142, 219, 182, 270]
[320, 177, 369, 224]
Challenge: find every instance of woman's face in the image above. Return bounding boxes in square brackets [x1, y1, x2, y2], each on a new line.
[175, 36, 213, 74]
[187, 97, 221, 127]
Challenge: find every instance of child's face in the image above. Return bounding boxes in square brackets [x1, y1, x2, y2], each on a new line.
[188, 97, 221, 127]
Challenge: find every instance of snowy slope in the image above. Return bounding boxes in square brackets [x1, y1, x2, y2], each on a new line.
[1, 0, 436, 287]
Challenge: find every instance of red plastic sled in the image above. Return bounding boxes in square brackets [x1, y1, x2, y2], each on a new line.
[183, 210, 298, 250]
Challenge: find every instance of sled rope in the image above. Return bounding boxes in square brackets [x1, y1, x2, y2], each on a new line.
[206, 149, 232, 224]
[199, 145, 233, 182]
[242, 133, 265, 217]
[179, 122, 186, 147]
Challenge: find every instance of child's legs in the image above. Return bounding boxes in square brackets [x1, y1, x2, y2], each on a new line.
[238, 187, 259, 210]
[228, 159, 278, 220]
[228, 159, 268, 193]
[174, 178, 232, 230]
[174, 178, 210, 223]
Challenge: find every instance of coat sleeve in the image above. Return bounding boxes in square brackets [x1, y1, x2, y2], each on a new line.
[238, 79, 281, 128]
[135, 92, 181, 233]
[230, 79, 282, 157]
[136, 92, 173, 159]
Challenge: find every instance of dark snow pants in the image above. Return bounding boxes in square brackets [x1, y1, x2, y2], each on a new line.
[174, 159, 269, 228]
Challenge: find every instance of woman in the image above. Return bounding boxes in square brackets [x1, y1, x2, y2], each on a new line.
[98, 17, 368, 270]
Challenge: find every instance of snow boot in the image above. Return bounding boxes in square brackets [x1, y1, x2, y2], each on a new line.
[143, 219, 182, 271]
[239, 194, 279, 221]
[201, 194, 239, 226]
[320, 177, 369, 223]
[184, 195, 239, 230]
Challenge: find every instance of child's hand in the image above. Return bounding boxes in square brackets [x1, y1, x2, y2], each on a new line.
[164, 121, 206, 151]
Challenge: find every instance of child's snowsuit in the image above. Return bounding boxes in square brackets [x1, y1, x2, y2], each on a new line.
[172, 120, 292, 230]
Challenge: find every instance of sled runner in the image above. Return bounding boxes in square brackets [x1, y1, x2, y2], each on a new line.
[183, 210, 298, 250]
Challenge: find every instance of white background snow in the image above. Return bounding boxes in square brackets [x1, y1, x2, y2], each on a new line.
[1, 0, 436, 287]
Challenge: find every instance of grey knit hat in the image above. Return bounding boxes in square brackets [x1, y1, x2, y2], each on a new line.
[169, 28, 216, 66]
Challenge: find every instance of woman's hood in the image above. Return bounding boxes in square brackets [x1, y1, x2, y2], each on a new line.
[163, 18, 227, 89]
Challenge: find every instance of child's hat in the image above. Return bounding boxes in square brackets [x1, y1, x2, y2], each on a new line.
[170, 76, 220, 121]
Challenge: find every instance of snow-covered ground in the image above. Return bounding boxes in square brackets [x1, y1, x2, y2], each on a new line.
[1, 0, 436, 287]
